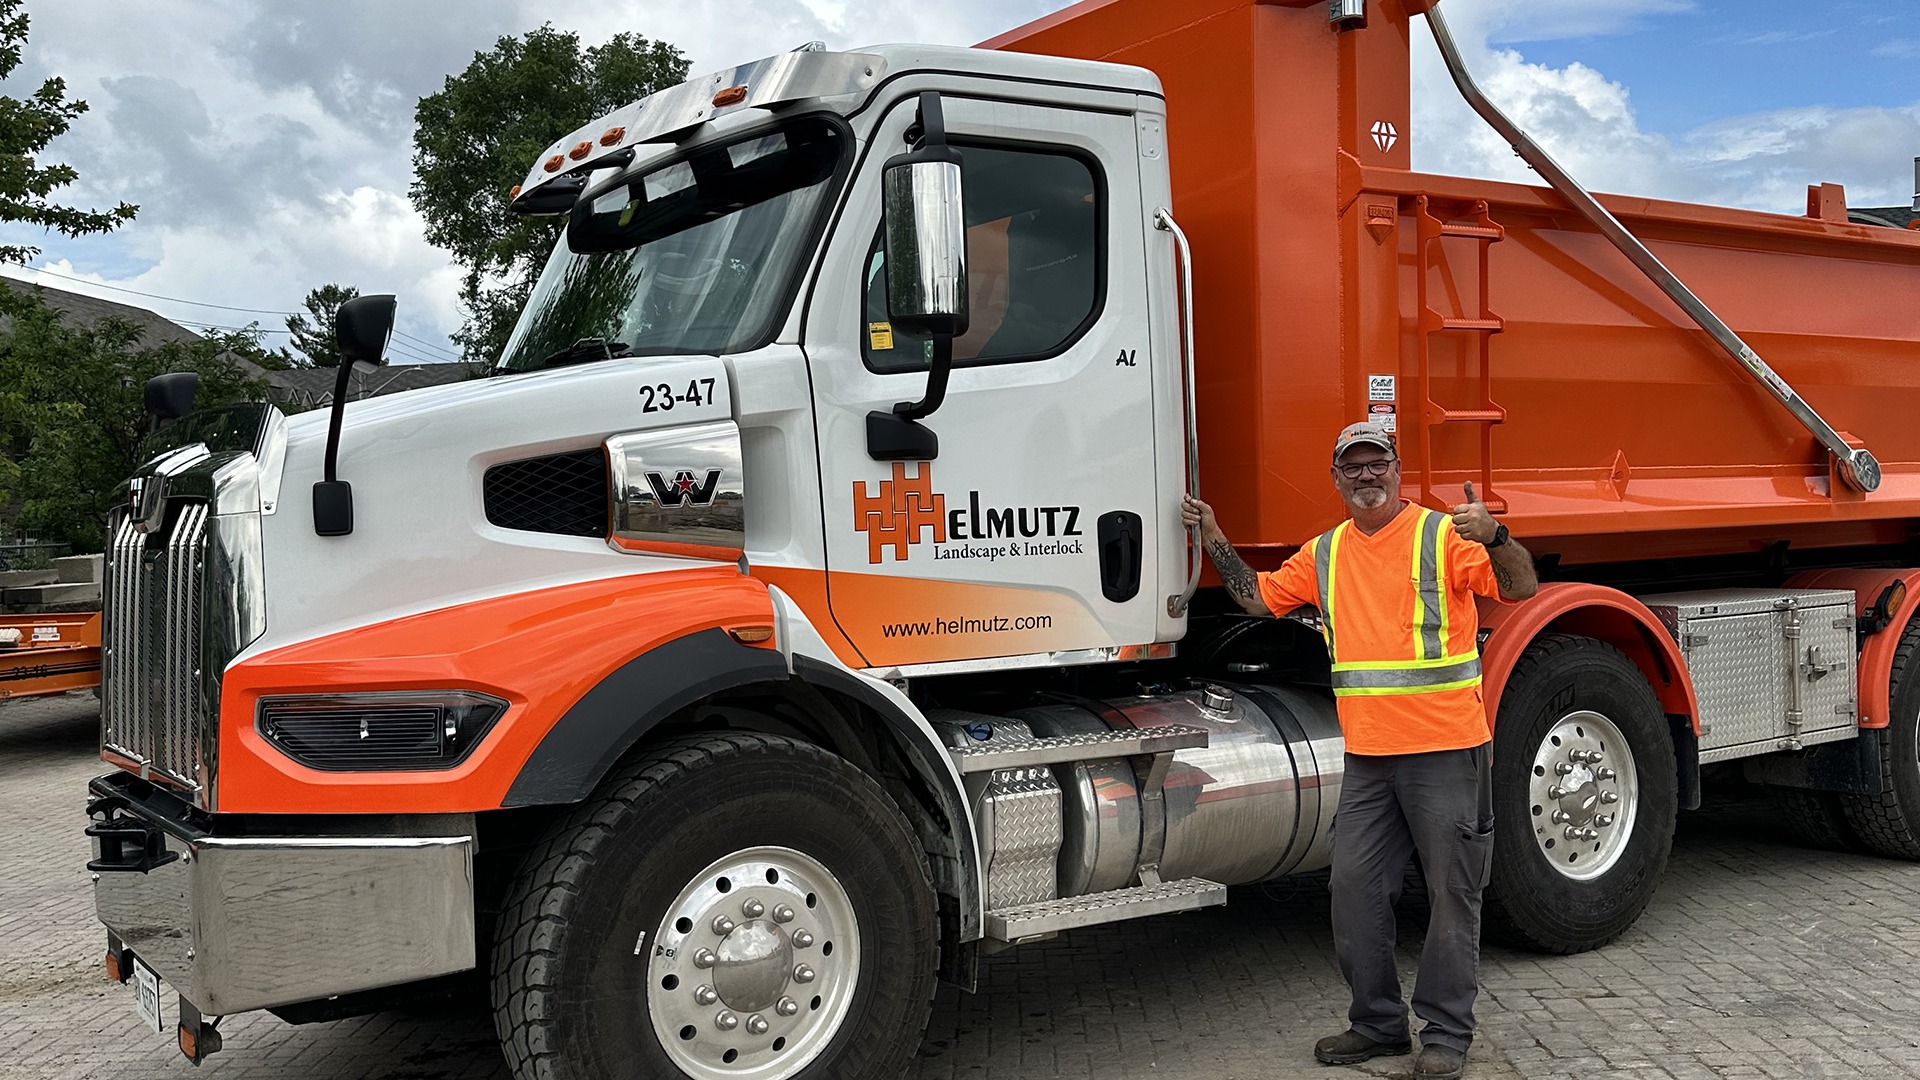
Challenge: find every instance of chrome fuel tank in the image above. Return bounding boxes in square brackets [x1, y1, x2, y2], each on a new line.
[1012, 682, 1343, 896]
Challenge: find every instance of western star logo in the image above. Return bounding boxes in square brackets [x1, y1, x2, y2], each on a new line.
[647, 468, 722, 507]
[853, 462, 1084, 564]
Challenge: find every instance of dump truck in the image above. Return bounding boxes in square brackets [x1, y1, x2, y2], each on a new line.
[83, 0, 1920, 1074]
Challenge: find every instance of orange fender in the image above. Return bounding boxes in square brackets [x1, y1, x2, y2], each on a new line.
[1478, 583, 1699, 734]
[217, 567, 777, 814]
[1784, 568, 1920, 731]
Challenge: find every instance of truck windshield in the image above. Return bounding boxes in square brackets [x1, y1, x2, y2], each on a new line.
[497, 116, 846, 372]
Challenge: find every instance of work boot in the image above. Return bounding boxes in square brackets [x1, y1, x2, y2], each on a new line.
[1413, 1044, 1466, 1079]
[1312, 1028, 1411, 1065]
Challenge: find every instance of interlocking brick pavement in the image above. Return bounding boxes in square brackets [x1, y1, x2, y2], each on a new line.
[6, 694, 1920, 1078]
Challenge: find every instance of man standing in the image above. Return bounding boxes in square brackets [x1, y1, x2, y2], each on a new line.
[1180, 422, 1537, 1080]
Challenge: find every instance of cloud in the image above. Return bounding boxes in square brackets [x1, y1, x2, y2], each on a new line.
[1873, 39, 1920, 60]
[1412, 3, 1920, 213]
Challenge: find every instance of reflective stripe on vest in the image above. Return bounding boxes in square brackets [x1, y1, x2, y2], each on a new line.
[1317, 508, 1482, 698]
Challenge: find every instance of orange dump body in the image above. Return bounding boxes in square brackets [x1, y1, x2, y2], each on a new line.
[0, 611, 101, 701]
[989, 0, 1920, 569]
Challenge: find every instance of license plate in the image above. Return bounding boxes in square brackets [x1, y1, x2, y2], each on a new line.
[132, 957, 163, 1034]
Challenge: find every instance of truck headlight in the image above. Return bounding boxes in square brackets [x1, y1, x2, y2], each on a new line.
[256, 691, 508, 772]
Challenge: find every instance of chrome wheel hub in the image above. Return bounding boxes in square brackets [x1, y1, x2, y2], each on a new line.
[647, 847, 859, 1080]
[1526, 710, 1638, 881]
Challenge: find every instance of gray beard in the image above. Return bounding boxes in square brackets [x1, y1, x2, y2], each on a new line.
[1350, 487, 1390, 510]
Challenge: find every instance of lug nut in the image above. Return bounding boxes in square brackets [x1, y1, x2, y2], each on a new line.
[1597, 814, 1615, 827]
[1548, 786, 1567, 800]
[695, 985, 719, 1005]
[1569, 749, 1589, 763]
[1583, 828, 1600, 841]
[747, 1014, 770, 1035]
[1588, 750, 1603, 764]
[1555, 762, 1574, 776]
[693, 948, 717, 969]
[793, 930, 815, 948]
[1564, 826, 1582, 841]
[793, 964, 816, 984]
[711, 915, 736, 935]
[742, 898, 765, 918]
[1601, 791, 1620, 804]
[776, 997, 799, 1017]
[716, 1010, 738, 1031]
[1597, 767, 1617, 781]
[1550, 810, 1571, 824]
[773, 904, 795, 923]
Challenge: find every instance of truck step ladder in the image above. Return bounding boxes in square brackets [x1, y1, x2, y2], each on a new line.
[950, 724, 1208, 773]
[1414, 195, 1508, 512]
[985, 877, 1226, 942]
[942, 717, 1229, 943]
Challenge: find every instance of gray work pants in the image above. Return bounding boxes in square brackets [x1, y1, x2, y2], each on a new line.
[1329, 744, 1494, 1053]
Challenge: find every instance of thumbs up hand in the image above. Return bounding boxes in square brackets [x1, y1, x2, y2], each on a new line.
[1451, 482, 1497, 544]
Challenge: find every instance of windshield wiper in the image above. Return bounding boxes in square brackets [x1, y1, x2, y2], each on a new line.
[537, 337, 634, 370]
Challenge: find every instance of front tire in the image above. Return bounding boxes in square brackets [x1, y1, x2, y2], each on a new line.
[1485, 635, 1677, 953]
[492, 733, 937, 1080]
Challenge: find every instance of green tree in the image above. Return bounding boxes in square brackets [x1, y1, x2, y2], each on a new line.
[0, 288, 268, 551]
[411, 26, 687, 364]
[280, 282, 359, 367]
[0, 0, 138, 262]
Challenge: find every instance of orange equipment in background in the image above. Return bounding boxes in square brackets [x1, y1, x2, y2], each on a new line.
[0, 611, 102, 701]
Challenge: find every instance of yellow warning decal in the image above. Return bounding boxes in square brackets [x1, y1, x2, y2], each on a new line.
[868, 321, 894, 350]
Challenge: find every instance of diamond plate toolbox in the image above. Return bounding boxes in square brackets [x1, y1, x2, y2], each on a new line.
[1641, 589, 1857, 763]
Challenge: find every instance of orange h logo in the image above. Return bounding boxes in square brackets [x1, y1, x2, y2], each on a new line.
[853, 462, 947, 563]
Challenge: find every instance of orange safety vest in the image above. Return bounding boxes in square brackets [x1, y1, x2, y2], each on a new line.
[1262, 503, 1495, 755]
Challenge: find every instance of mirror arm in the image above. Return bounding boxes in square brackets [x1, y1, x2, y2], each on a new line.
[322, 361, 356, 484]
[891, 333, 951, 421]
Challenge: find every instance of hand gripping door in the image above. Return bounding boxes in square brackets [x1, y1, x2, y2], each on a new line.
[804, 94, 1158, 671]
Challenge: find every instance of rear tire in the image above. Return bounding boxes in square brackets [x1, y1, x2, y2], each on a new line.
[1842, 618, 1920, 858]
[1769, 786, 1862, 852]
[491, 732, 937, 1080]
[1485, 635, 1677, 953]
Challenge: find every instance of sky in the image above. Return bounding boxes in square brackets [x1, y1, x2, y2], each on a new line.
[2, 0, 1914, 364]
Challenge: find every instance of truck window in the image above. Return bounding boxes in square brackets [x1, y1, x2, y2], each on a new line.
[862, 145, 1103, 373]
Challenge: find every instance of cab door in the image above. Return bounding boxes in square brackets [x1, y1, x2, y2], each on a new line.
[803, 91, 1160, 670]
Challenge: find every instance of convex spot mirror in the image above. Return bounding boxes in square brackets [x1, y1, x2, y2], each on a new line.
[335, 294, 397, 367]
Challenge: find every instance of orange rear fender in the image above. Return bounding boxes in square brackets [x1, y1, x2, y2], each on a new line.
[218, 568, 778, 814]
[1479, 583, 1700, 735]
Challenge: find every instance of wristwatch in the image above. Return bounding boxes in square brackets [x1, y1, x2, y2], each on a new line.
[1485, 524, 1510, 549]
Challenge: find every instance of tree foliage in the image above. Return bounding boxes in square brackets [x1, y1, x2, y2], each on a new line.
[0, 288, 269, 551]
[280, 282, 359, 367]
[410, 26, 687, 364]
[0, 0, 138, 262]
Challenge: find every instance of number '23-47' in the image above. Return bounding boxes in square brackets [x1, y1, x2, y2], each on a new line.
[640, 379, 717, 413]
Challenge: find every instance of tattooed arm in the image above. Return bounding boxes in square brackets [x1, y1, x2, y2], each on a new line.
[1181, 495, 1274, 616]
[1488, 537, 1539, 600]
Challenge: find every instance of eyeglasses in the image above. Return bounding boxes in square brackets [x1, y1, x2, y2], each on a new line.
[1336, 459, 1398, 480]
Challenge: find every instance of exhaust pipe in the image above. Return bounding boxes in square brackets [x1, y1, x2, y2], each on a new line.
[1911, 156, 1918, 213]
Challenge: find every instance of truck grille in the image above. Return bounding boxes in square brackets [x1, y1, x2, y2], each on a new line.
[102, 504, 210, 800]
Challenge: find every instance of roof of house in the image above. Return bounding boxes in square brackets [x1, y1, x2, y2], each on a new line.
[1853, 206, 1919, 229]
[0, 275, 208, 350]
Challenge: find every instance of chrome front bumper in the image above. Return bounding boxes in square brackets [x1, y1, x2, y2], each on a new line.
[88, 774, 476, 1016]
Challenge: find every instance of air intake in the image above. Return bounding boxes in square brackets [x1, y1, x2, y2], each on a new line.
[484, 449, 607, 537]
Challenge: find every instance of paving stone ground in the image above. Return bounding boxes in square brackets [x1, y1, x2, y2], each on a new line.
[6, 693, 1920, 1079]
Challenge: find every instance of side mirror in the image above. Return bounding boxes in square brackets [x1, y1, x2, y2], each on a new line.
[882, 157, 968, 339]
[315, 293, 399, 538]
[870, 92, 966, 461]
[335, 294, 397, 367]
[143, 372, 200, 431]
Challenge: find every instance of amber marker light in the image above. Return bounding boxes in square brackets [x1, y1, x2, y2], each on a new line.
[543, 154, 565, 173]
[599, 126, 626, 146]
[104, 949, 125, 983]
[568, 140, 593, 160]
[509, 184, 522, 199]
[712, 84, 749, 108]
[727, 625, 775, 645]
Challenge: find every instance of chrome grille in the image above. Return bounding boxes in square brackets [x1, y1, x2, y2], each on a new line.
[103, 503, 210, 800]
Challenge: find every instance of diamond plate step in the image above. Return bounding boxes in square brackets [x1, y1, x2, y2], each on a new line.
[984, 877, 1226, 941]
[950, 724, 1208, 774]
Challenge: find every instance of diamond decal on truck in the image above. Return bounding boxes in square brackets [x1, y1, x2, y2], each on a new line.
[1371, 120, 1398, 153]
